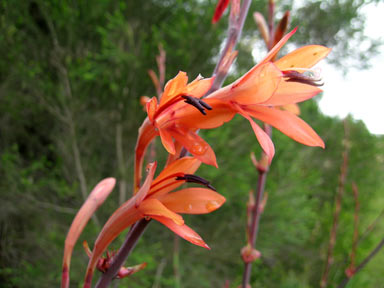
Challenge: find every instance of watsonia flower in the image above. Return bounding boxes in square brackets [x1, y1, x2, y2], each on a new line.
[135, 28, 331, 191]
[83, 157, 225, 287]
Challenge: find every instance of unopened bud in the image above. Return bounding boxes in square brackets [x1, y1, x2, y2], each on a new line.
[241, 245, 261, 263]
[253, 12, 270, 47]
[345, 267, 356, 278]
[273, 11, 290, 46]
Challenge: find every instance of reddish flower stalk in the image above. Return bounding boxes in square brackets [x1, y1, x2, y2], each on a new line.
[207, 0, 252, 95]
[320, 120, 350, 288]
[357, 208, 384, 245]
[347, 182, 360, 273]
[242, 2, 290, 285]
[95, 219, 150, 288]
[337, 237, 384, 288]
[241, 125, 271, 288]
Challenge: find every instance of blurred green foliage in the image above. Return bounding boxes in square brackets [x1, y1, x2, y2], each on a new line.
[0, 0, 383, 287]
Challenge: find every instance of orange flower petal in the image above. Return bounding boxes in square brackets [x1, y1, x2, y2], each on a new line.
[149, 157, 201, 197]
[158, 187, 226, 214]
[161, 98, 235, 130]
[146, 97, 157, 123]
[170, 127, 218, 168]
[222, 62, 282, 105]
[245, 106, 325, 148]
[160, 71, 188, 106]
[274, 45, 332, 70]
[139, 198, 184, 225]
[151, 216, 210, 249]
[159, 128, 176, 155]
[83, 198, 141, 288]
[233, 103, 275, 163]
[134, 118, 158, 193]
[262, 80, 322, 106]
[281, 103, 300, 115]
[135, 162, 157, 204]
[84, 163, 158, 286]
[185, 75, 215, 99]
[62, 178, 115, 288]
[260, 27, 297, 64]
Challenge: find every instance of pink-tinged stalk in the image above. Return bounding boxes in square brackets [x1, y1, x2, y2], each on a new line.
[61, 178, 116, 288]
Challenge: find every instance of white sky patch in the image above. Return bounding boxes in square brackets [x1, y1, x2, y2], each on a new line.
[319, 2, 384, 135]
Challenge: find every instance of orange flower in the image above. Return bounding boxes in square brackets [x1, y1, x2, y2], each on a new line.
[135, 28, 330, 191]
[83, 157, 225, 287]
[134, 73, 220, 191]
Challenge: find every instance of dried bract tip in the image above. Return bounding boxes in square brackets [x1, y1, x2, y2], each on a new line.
[117, 262, 147, 279]
[273, 11, 290, 46]
[176, 174, 216, 191]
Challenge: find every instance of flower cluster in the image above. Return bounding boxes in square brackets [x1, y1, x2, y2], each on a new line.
[61, 26, 330, 288]
[134, 28, 330, 191]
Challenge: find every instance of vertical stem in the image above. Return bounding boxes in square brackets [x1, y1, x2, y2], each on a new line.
[242, 168, 268, 287]
[95, 219, 151, 288]
[349, 183, 359, 269]
[207, 0, 253, 94]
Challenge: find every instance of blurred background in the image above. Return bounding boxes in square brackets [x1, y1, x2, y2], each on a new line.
[0, 0, 383, 287]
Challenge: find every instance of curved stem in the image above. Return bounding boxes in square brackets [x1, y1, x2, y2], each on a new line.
[95, 219, 151, 288]
[337, 237, 384, 288]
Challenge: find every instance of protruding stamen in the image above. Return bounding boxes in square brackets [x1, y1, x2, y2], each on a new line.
[283, 70, 323, 87]
[181, 95, 212, 115]
[176, 174, 216, 191]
